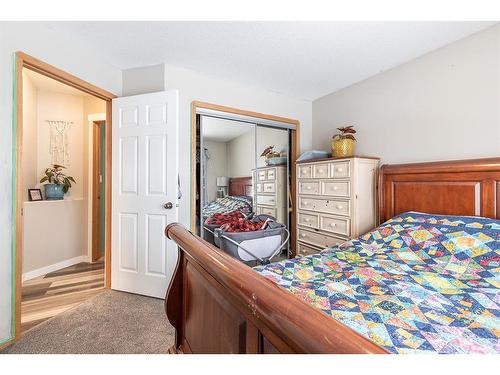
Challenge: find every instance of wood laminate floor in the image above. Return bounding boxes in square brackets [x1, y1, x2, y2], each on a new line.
[21, 261, 105, 333]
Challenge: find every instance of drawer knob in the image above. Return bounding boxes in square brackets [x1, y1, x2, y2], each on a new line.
[304, 218, 310, 222]
[318, 169, 323, 173]
[301, 233, 307, 238]
[336, 205, 343, 210]
[330, 223, 336, 227]
[333, 186, 338, 191]
[306, 186, 312, 190]
[336, 168, 343, 172]
[303, 201, 309, 205]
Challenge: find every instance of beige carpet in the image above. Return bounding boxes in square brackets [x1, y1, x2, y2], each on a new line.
[2, 290, 175, 354]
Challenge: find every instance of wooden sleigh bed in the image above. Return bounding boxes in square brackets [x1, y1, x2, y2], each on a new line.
[164, 157, 500, 354]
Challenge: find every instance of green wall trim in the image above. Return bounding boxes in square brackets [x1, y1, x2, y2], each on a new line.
[7, 52, 17, 343]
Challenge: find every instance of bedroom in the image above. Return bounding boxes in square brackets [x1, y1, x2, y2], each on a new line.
[0, 1, 499, 373]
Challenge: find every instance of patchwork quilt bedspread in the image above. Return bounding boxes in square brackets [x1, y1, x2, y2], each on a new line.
[202, 195, 253, 218]
[255, 212, 500, 354]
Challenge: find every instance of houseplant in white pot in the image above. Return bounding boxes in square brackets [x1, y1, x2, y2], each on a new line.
[39, 164, 76, 200]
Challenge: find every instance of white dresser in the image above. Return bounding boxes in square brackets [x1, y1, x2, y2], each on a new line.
[253, 165, 287, 224]
[296, 156, 379, 256]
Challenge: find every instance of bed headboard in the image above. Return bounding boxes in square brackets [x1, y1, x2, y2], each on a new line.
[228, 176, 253, 196]
[379, 157, 500, 223]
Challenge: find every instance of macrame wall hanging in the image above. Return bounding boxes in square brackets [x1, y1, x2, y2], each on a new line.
[47, 120, 73, 167]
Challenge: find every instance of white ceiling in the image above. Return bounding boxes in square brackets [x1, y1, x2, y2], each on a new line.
[202, 117, 253, 142]
[45, 21, 496, 101]
[24, 68, 92, 97]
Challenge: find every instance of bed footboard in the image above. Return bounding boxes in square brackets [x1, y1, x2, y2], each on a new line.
[164, 223, 386, 354]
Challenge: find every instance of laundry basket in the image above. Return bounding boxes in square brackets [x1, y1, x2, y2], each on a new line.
[202, 211, 253, 245]
[212, 215, 289, 265]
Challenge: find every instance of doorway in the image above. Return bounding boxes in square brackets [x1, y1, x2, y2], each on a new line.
[92, 120, 106, 262]
[12, 52, 115, 342]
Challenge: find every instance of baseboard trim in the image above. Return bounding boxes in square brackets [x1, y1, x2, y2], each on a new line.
[22, 255, 89, 282]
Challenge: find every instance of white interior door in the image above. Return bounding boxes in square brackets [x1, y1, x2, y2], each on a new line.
[111, 90, 178, 298]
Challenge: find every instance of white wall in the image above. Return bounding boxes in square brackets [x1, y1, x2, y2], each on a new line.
[122, 64, 165, 96]
[22, 72, 38, 202]
[204, 140, 228, 202]
[36, 91, 85, 199]
[312, 25, 500, 164]
[227, 129, 256, 178]
[23, 200, 85, 275]
[161, 63, 312, 228]
[256, 126, 289, 168]
[0, 22, 121, 344]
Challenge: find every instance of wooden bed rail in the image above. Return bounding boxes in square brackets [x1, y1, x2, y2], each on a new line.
[164, 223, 387, 354]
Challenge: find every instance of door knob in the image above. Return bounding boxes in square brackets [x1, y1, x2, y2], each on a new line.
[164, 202, 173, 209]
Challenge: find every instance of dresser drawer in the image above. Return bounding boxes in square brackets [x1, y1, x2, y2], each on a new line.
[319, 215, 350, 236]
[258, 206, 276, 217]
[298, 181, 320, 195]
[256, 183, 262, 193]
[298, 197, 350, 216]
[298, 212, 319, 229]
[257, 195, 276, 206]
[266, 169, 276, 180]
[321, 181, 350, 197]
[313, 163, 329, 179]
[298, 228, 344, 248]
[258, 170, 267, 181]
[330, 161, 350, 178]
[298, 165, 312, 178]
[263, 182, 275, 193]
[297, 242, 322, 257]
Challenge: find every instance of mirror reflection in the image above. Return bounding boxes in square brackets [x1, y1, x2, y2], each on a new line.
[196, 114, 291, 266]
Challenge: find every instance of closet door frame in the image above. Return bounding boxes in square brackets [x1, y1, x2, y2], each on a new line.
[190, 101, 300, 257]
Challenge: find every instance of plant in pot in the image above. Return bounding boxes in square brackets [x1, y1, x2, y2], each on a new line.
[261, 146, 286, 166]
[331, 125, 356, 157]
[39, 164, 76, 200]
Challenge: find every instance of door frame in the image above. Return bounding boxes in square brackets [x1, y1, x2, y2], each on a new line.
[11, 52, 116, 343]
[190, 101, 300, 256]
[92, 121, 105, 262]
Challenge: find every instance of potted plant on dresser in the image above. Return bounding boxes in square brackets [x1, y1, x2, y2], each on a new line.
[39, 164, 76, 200]
[331, 125, 356, 157]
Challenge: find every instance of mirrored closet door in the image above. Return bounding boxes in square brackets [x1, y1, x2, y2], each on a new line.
[194, 110, 292, 260]
[197, 116, 256, 234]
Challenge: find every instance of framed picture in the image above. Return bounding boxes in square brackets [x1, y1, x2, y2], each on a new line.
[28, 189, 43, 201]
